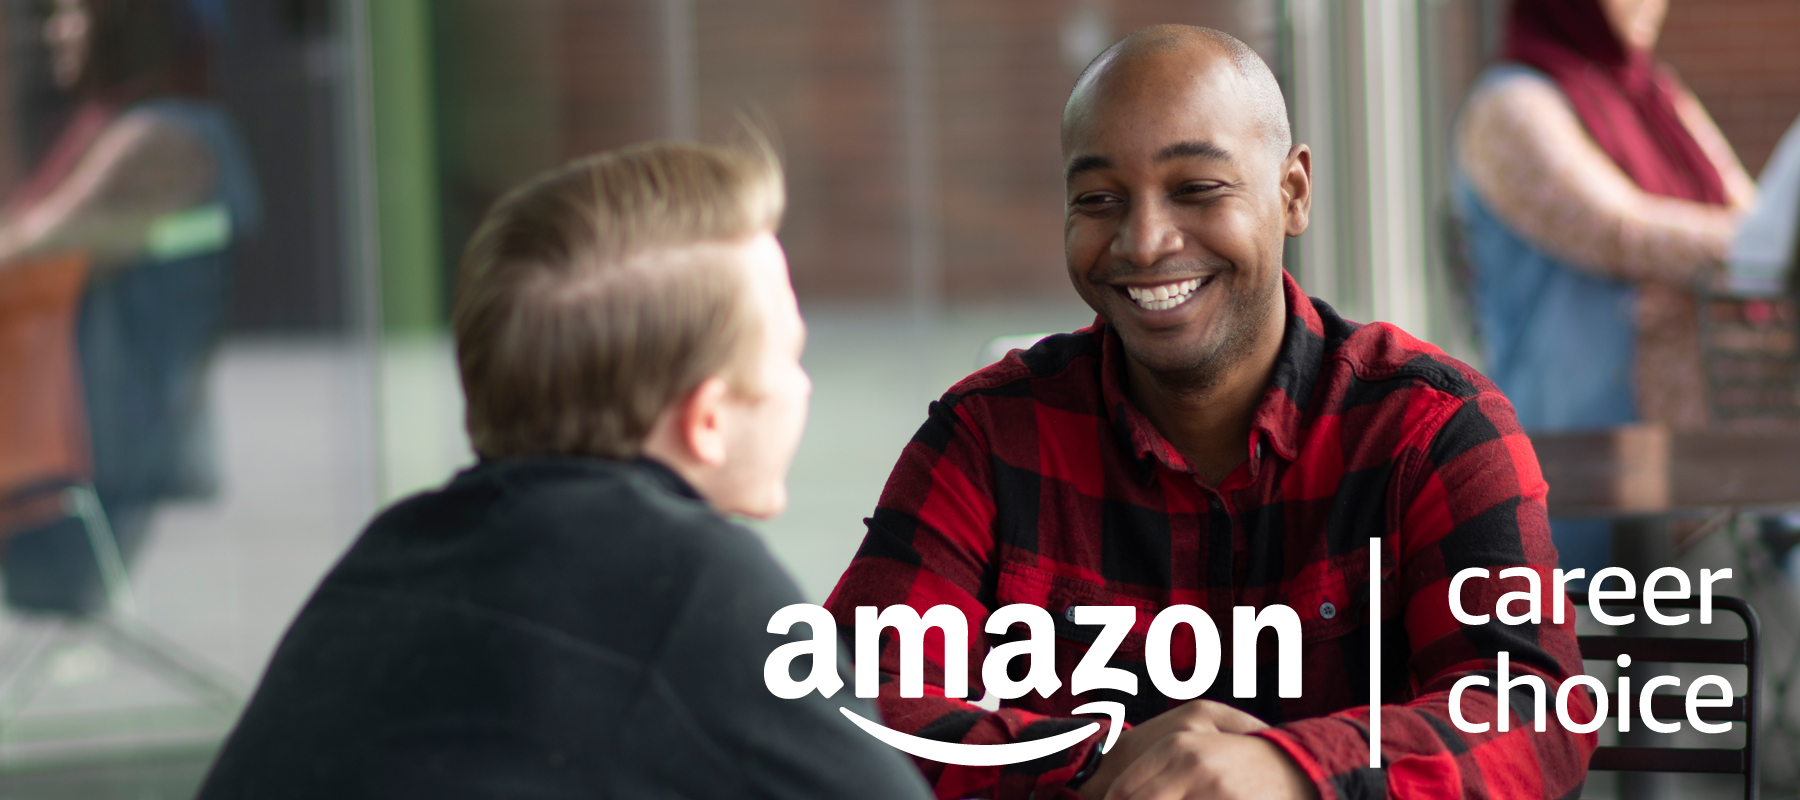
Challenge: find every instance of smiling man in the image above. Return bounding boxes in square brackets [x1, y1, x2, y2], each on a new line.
[826, 25, 1593, 800]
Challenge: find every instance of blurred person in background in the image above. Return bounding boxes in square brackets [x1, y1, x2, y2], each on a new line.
[197, 142, 932, 800]
[1451, 0, 1754, 577]
[0, 0, 260, 613]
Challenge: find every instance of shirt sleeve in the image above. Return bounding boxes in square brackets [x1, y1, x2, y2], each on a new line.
[1252, 387, 1596, 800]
[1455, 72, 1741, 287]
[824, 397, 1115, 800]
[656, 520, 937, 800]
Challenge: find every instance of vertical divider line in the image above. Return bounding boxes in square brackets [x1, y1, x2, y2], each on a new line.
[1369, 536, 1381, 768]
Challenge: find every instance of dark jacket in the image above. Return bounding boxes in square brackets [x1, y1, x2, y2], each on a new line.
[198, 457, 930, 800]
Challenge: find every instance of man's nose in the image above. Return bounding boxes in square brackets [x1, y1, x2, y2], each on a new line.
[1112, 198, 1183, 268]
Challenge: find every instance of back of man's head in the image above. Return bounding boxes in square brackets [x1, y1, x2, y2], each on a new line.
[453, 140, 785, 461]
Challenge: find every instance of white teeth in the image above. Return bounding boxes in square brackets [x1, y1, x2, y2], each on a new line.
[1125, 278, 1203, 311]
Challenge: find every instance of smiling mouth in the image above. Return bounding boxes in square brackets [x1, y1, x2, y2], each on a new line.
[1122, 278, 1205, 311]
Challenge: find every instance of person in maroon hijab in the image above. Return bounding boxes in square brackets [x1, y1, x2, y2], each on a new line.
[1450, 0, 1755, 580]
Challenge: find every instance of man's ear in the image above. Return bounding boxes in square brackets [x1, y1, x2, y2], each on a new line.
[674, 376, 732, 467]
[1281, 144, 1312, 238]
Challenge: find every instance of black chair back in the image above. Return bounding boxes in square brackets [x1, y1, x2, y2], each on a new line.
[1567, 591, 1759, 800]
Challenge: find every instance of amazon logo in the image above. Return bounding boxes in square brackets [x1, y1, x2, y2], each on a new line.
[763, 599, 1306, 767]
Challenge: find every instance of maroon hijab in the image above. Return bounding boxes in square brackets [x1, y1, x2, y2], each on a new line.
[1502, 0, 1728, 205]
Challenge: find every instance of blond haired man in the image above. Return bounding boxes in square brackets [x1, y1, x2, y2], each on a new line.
[197, 142, 931, 799]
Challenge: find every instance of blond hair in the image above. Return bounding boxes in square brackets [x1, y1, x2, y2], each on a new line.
[453, 140, 785, 460]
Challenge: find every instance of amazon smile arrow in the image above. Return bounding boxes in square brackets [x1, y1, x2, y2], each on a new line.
[838, 701, 1124, 767]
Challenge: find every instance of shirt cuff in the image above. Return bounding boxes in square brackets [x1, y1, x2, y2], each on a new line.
[1252, 723, 1345, 800]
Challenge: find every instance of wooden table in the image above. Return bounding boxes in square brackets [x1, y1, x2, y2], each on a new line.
[1530, 424, 1800, 799]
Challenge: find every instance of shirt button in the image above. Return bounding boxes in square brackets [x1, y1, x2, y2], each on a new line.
[1319, 602, 1337, 620]
[1064, 606, 1079, 622]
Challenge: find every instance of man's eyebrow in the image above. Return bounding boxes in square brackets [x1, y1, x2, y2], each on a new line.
[1065, 155, 1111, 181]
[1066, 141, 1234, 182]
[1156, 140, 1232, 163]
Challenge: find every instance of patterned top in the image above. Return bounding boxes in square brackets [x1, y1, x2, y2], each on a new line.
[825, 273, 1592, 800]
[1455, 68, 1755, 428]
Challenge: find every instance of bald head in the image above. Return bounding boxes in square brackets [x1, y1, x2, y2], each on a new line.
[1065, 25, 1291, 164]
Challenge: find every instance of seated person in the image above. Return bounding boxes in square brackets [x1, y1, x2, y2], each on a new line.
[826, 25, 1590, 800]
[1, 0, 262, 615]
[198, 142, 932, 799]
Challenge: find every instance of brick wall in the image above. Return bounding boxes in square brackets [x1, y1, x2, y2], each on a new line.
[475, 0, 910, 298]
[443, 0, 1278, 301]
[1660, 0, 1800, 175]
[689, 0, 906, 298]
[433, 0, 1800, 304]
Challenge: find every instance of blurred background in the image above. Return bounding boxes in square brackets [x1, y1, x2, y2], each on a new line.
[0, 0, 1793, 797]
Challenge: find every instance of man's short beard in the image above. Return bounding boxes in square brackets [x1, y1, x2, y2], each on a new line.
[1121, 268, 1282, 395]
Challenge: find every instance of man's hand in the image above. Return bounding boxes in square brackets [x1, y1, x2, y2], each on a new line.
[1075, 700, 1268, 800]
[1101, 731, 1317, 800]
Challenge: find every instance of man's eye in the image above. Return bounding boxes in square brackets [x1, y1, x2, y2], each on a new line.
[1174, 182, 1219, 197]
[1072, 193, 1118, 209]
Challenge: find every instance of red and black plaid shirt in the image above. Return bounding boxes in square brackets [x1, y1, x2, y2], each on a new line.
[825, 273, 1594, 800]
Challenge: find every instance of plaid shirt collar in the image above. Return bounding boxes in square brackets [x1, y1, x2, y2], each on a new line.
[1098, 270, 1324, 487]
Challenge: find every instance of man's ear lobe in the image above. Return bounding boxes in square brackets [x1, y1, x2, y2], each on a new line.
[679, 376, 732, 467]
